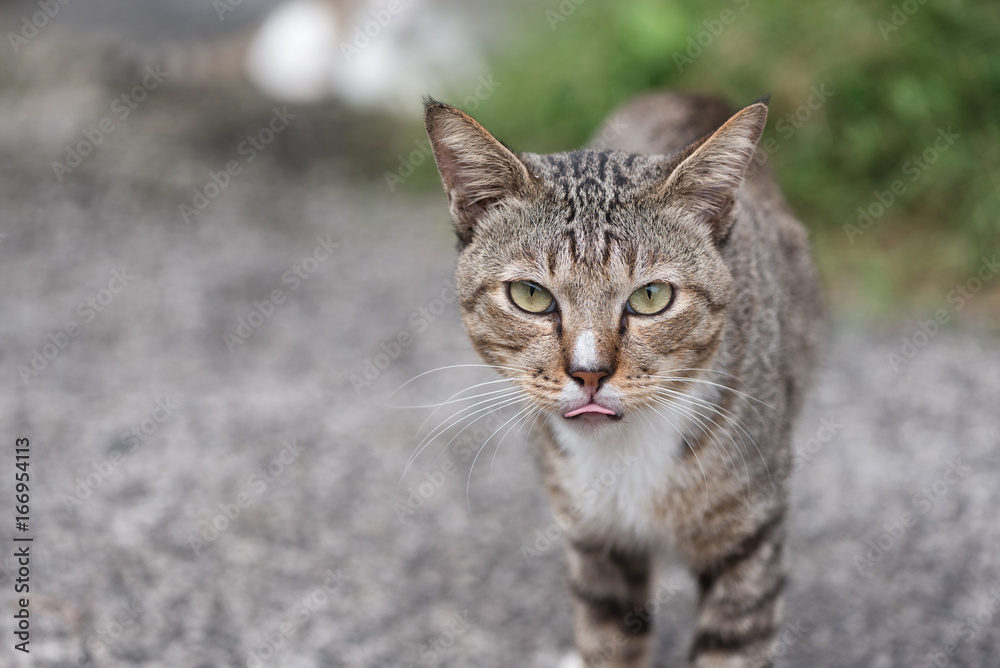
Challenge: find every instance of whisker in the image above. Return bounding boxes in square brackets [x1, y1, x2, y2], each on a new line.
[650, 374, 778, 446]
[400, 392, 527, 480]
[650, 395, 747, 489]
[429, 395, 528, 465]
[644, 403, 710, 520]
[411, 378, 527, 438]
[653, 385, 773, 486]
[392, 378, 524, 409]
[650, 396, 752, 506]
[391, 363, 534, 397]
[392, 378, 528, 408]
[489, 405, 539, 475]
[468, 403, 535, 512]
[650, 375, 780, 413]
[652, 387, 756, 475]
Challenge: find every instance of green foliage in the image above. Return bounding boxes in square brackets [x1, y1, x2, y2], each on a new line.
[462, 0, 1000, 313]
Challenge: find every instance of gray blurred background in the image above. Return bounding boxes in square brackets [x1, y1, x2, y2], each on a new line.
[0, 1, 998, 666]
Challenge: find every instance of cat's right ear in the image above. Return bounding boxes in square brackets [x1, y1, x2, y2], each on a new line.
[424, 98, 535, 247]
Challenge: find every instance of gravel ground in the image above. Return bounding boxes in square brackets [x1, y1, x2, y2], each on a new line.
[1, 32, 999, 668]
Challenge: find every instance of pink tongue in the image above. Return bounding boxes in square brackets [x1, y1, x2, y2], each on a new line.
[565, 403, 617, 418]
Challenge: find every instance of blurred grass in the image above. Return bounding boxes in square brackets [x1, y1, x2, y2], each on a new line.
[398, 0, 1000, 322]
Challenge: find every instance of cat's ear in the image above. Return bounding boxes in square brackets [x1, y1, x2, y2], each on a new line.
[424, 98, 535, 246]
[657, 98, 768, 243]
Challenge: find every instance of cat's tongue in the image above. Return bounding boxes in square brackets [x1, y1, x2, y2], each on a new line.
[565, 403, 617, 418]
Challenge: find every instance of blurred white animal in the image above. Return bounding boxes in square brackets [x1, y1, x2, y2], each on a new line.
[244, 0, 484, 115]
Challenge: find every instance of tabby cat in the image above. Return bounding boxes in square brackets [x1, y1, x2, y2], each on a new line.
[424, 91, 824, 667]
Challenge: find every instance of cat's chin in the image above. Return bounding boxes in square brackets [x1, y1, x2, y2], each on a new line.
[561, 411, 624, 434]
[564, 412, 622, 423]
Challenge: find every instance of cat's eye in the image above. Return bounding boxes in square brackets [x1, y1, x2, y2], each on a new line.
[509, 281, 555, 313]
[626, 283, 674, 315]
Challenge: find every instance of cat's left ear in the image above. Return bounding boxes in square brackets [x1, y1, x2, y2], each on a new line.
[657, 98, 768, 244]
[424, 99, 536, 247]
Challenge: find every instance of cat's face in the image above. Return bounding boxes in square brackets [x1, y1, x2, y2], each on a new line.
[425, 100, 765, 431]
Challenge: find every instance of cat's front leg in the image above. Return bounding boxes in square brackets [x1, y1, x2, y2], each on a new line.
[564, 539, 654, 668]
[688, 512, 787, 668]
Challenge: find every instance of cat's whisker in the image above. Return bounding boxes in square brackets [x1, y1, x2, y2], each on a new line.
[651, 386, 766, 487]
[510, 405, 543, 450]
[662, 368, 747, 384]
[649, 395, 747, 492]
[392, 378, 525, 410]
[429, 394, 529, 466]
[490, 406, 542, 476]
[650, 397, 738, 484]
[650, 375, 780, 413]
[402, 394, 527, 481]
[393, 379, 528, 409]
[523, 408, 545, 447]
[400, 392, 527, 481]
[411, 378, 529, 437]
[411, 388, 526, 454]
[655, 376, 781, 454]
[650, 397, 757, 510]
[650, 374, 778, 447]
[643, 403, 710, 520]
[467, 402, 536, 512]
[489, 404, 540, 475]
[391, 363, 534, 397]
[654, 385, 774, 487]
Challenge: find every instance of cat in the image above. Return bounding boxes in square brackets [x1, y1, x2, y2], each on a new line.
[423, 91, 824, 667]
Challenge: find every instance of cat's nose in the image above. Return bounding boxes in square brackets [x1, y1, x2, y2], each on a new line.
[570, 369, 610, 396]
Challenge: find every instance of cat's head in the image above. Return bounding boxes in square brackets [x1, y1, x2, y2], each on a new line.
[424, 97, 766, 432]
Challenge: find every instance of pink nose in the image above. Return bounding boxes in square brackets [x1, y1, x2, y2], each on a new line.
[571, 370, 609, 396]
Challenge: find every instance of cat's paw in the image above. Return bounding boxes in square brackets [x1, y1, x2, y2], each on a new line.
[557, 652, 584, 668]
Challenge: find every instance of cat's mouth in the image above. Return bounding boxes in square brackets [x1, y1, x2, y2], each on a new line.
[564, 402, 622, 421]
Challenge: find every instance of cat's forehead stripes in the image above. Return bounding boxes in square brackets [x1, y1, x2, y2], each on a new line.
[521, 150, 671, 273]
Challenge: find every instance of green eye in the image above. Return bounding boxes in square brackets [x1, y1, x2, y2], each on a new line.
[627, 283, 673, 315]
[509, 281, 555, 313]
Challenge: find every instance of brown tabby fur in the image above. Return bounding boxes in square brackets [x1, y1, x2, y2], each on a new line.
[425, 91, 824, 667]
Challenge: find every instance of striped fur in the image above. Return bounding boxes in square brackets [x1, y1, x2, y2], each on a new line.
[425, 92, 824, 667]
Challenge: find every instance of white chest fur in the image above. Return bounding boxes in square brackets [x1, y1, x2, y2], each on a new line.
[548, 390, 712, 546]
